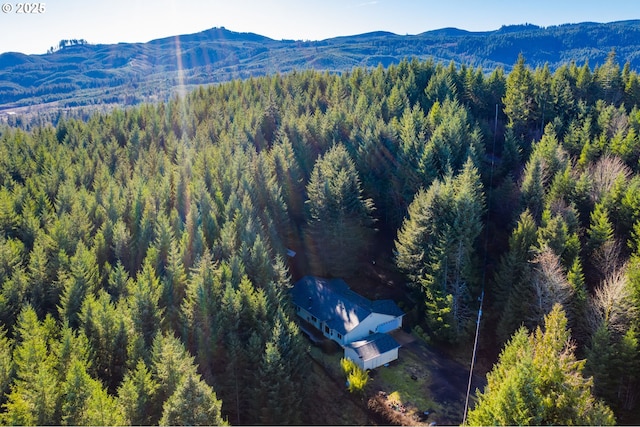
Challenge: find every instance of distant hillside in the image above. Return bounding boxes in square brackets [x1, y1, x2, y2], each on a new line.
[1, 20, 639, 111]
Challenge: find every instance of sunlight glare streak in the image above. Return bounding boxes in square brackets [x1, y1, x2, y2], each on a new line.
[173, 35, 186, 99]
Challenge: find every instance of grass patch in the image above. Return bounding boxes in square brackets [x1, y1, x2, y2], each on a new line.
[372, 350, 438, 413]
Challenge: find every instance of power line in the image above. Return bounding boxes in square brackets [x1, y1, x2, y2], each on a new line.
[463, 290, 483, 424]
[462, 103, 499, 425]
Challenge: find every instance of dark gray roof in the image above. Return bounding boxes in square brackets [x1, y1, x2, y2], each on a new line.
[371, 299, 405, 317]
[345, 333, 401, 361]
[291, 276, 403, 335]
[291, 276, 370, 335]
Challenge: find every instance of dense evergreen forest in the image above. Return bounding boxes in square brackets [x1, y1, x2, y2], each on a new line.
[1, 52, 640, 425]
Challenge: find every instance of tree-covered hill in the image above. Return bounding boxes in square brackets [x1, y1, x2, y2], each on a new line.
[1, 20, 639, 111]
[1, 52, 640, 424]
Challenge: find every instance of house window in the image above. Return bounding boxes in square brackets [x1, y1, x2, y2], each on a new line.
[337, 333, 342, 340]
[311, 316, 317, 323]
[325, 326, 330, 334]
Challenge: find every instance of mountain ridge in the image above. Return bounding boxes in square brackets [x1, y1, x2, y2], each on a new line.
[1, 19, 639, 111]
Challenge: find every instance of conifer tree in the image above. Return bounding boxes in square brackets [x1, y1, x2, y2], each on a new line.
[395, 158, 484, 342]
[268, 134, 305, 223]
[495, 210, 538, 342]
[2, 307, 59, 426]
[151, 212, 174, 276]
[255, 315, 306, 424]
[117, 360, 159, 425]
[159, 372, 227, 426]
[82, 381, 126, 426]
[566, 256, 589, 345]
[586, 324, 639, 419]
[585, 266, 639, 418]
[60, 358, 125, 426]
[0, 265, 28, 332]
[160, 240, 187, 332]
[126, 257, 163, 351]
[58, 241, 99, 329]
[150, 332, 198, 413]
[467, 305, 615, 426]
[0, 236, 23, 288]
[503, 54, 537, 139]
[520, 155, 546, 221]
[80, 290, 128, 391]
[596, 50, 623, 105]
[588, 202, 614, 251]
[0, 327, 13, 405]
[26, 233, 56, 317]
[181, 250, 224, 380]
[53, 324, 92, 386]
[304, 144, 375, 277]
[106, 260, 130, 300]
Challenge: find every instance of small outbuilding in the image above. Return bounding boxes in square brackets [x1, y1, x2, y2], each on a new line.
[344, 332, 401, 371]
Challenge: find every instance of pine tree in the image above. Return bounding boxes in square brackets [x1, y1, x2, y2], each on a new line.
[255, 315, 306, 424]
[0, 265, 28, 332]
[467, 305, 615, 426]
[125, 257, 163, 351]
[53, 324, 92, 386]
[117, 360, 159, 425]
[160, 239, 187, 332]
[503, 54, 537, 139]
[0, 327, 13, 405]
[587, 202, 614, 251]
[159, 373, 227, 426]
[304, 144, 375, 277]
[180, 250, 224, 380]
[80, 290, 128, 391]
[151, 332, 198, 413]
[60, 358, 125, 426]
[58, 241, 100, 329]
[82, 381, 126, 426]
[566, 256, 589, 345]
[106, 260, 130, 300]
[395, 159, 484, 342]
[426, 98, 484, 178]
[495, 210, 538, 342]
[26, 233, 56, 317]
[268, 134, 305, 223]
[2, 307, 59, 426]
[596, 50, 623, 105]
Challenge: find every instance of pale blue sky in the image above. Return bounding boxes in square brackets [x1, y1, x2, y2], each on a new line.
[0, 0, 638, 55]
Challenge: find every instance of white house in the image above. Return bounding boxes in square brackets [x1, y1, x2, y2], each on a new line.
[291, 276, 403, 369]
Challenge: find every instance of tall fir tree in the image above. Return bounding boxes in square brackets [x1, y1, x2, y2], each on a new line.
[159, 372, 227, 426]
[395, 158, 484, 342]
[117, 360, 159, 426]
[304, 143, 375, 277]
[467, 305, 615, 426]
[2, 307, 59, 426]
[503, 54, 537, 140]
